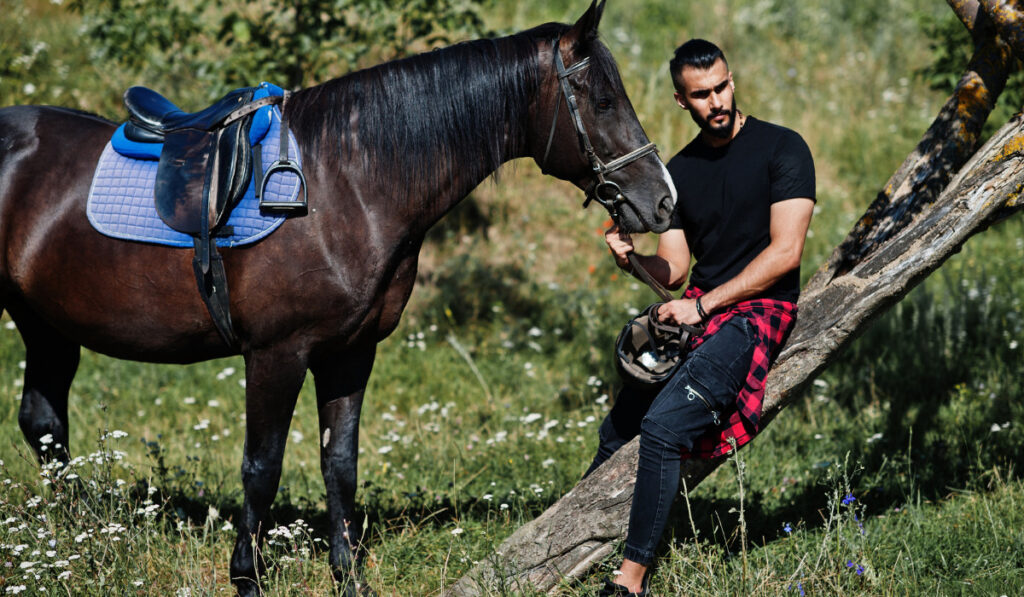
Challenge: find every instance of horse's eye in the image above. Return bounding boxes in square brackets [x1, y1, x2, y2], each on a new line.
[596, 98, 613, 111]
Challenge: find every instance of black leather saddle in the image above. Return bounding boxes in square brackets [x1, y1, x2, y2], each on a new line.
[121, 85, 303, 348]
[124, 86, 265, 237]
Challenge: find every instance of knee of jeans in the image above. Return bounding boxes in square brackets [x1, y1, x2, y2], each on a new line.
[639, 415, 682, 453]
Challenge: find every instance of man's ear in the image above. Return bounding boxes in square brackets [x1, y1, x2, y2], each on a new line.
[674, 92, 689, 111]
[565, 0, 607, 51]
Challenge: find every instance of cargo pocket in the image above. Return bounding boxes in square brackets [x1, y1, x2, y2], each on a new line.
[679, 317, 757, 420]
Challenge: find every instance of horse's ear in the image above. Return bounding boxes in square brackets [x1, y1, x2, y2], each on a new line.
[566, 0, 606, 51]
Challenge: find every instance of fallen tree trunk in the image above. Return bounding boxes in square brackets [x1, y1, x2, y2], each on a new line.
[446, 12, 1024, 597]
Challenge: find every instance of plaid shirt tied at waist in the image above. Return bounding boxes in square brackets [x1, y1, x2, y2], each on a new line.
[681, 286, 797, 459]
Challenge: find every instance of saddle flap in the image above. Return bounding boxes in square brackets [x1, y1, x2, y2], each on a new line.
[155, 128, 213, 233]
[154, 118, 253, 235]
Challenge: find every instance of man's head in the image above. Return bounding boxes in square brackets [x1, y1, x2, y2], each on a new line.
[669, 39, 737, 141]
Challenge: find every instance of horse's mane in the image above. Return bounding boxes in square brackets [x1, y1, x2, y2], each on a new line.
[288, 22, 620, 200]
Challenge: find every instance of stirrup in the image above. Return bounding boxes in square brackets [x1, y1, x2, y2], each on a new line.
[258, 158, 308, 214]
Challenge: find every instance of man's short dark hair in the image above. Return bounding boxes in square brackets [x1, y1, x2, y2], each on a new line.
[669, 39, 728, 94]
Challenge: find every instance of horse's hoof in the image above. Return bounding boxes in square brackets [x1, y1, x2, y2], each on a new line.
[232, 578, 261, 597]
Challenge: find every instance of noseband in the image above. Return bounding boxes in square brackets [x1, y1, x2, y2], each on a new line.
[540, 37, 659, 223]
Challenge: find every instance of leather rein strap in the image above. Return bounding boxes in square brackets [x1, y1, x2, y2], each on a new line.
[540, 37, 659, 221]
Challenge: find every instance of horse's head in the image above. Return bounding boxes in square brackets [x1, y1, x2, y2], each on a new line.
[533, 0, 676, 234]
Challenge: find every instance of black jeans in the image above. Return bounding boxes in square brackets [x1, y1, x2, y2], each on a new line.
[585, 316, 757, 565]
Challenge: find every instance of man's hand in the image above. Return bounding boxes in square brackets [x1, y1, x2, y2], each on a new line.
[605, 224, 634, 269]
[657, 299, 702, 326]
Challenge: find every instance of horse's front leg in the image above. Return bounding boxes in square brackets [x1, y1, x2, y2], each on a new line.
[311, 346, 376, 595]
[230, 346, 308, 597]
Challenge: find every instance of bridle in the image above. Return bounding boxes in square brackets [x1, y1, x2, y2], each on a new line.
[540, 36, 660, 223]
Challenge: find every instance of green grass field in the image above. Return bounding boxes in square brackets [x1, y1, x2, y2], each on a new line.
[2, 0, 1023, 594]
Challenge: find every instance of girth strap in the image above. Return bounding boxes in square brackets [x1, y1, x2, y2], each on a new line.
[193, 237, 239, 349]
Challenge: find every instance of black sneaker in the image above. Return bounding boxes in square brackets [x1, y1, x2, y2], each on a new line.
[597, 577, 649, 597]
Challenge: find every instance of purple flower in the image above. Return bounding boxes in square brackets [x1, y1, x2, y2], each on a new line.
[856, 565, 865, 576]
[842, 493, 856, 505]
[846, 560, 854, 568]
[783, 523, 793, 534]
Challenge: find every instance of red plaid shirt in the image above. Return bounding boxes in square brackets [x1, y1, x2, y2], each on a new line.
[680, 287, 797, 459]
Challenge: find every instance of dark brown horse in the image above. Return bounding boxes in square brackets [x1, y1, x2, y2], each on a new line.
[0, 1, 674, 593]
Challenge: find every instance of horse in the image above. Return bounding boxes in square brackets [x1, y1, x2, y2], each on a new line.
[0, 0, 675, 593]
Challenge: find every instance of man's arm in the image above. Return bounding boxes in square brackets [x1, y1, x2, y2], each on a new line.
[606, 226, 691, 289]
[658, 197, 814, 325]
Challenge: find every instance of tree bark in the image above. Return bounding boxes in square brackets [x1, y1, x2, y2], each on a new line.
[445, 19, 1024, 597]
[980, 0, 1024, 60]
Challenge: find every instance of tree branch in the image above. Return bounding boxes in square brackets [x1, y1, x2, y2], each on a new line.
[980, 0, 1024, 60]
[808, 29, 1013, 283]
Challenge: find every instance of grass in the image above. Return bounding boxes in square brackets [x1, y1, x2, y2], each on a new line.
[2, 0, 1024, 594]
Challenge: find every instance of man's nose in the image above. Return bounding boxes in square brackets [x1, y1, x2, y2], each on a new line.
[709, 92, 723, 110]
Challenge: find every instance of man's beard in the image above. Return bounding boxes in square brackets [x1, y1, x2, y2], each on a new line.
[692, 98, 737, 139]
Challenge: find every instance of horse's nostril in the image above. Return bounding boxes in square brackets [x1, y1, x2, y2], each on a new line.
[658, 195, 675, 218]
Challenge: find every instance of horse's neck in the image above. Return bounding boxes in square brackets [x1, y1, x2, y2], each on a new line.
[296, 36, 542, 238]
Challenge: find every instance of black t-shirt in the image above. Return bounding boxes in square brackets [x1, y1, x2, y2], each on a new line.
[667, 116, 815, 303]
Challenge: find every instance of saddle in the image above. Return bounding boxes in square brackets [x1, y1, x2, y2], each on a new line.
[114, 82, 308, 348]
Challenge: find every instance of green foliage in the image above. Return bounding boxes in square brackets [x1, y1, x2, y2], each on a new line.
[67, 0, 491, 100]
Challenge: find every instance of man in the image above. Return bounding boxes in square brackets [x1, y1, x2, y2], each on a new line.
[590, 39, 815, 596]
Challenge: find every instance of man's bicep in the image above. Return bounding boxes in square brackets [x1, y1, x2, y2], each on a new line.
[770, 198, 815, 249]
[656, 228, 692, 285]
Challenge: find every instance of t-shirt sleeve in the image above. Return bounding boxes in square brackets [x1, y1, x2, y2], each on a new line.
[667, 156, 689, 230]
[770, 131, 816, 203]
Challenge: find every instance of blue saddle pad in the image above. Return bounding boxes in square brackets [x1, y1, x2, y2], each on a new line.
[87, 107, 302, 248]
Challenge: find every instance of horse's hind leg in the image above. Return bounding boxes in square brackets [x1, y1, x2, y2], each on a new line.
[12, 307, 81, 464]
[311, 346, 376, 595]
